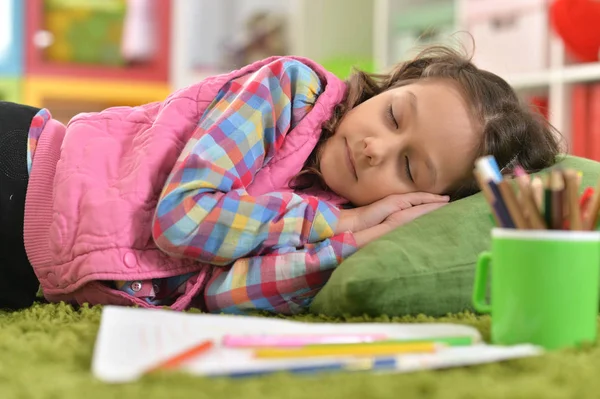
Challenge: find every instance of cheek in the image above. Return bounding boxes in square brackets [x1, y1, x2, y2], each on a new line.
[352, 171, 408, 204]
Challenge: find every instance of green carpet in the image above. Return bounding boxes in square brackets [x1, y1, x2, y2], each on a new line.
[1, 304, 600, 399]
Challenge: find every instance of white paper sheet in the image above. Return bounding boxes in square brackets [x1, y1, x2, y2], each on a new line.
[91, 306, 541, 383]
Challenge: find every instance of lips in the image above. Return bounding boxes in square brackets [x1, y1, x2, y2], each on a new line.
[345, 139, 357, 179]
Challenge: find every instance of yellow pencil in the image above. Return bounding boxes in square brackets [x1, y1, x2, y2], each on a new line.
[254, 342, 439, 359]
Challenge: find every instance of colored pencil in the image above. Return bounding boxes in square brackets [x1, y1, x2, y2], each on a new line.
[474, 169, 502, 227]
[145, 340, 214, 373]
[531, 177, 544, 210]
[550, 170, 565, 230]
[302, 336, 473, 349]
[513, 167, 545, 229]
[564, 170, 582, 230]
[584, 177, 600, 230]
[223, 357, 399, 378]
[222, 334, 388, 348]
[475, 158, 515, 228]
[254, 342, 439, 359]
[580, 187, 595, 222]
[487, 181, 515, 228]
[497, 180, 528, 229]
[543, 175, 553, 228]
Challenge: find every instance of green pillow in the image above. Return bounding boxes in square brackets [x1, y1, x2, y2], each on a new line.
[311, 155, 600, 317]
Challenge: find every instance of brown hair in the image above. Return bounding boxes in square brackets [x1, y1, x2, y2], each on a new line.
[291, 45, 561, 201]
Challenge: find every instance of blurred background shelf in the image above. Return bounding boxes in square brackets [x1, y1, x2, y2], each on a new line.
[1, 0, 600, 158]
[0, 78, 22, 103]
[0, 0, 24, 76]
[23, 76, 170, 123]
[506, 63, 600, 89]
[25, 0, 171, 82]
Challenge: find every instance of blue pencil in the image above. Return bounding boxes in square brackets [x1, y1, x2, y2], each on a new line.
[475, 157, 515, 228]
[488, 180, 516, 228]
[218, 357, 397, 379]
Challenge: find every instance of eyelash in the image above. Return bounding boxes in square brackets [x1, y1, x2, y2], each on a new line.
[387, 103, 412, 182]
[387, 104, 398, 129]
[404, 156, 414, 183]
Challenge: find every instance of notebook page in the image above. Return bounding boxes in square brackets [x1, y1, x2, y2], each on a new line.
[92, 306, 483, 382]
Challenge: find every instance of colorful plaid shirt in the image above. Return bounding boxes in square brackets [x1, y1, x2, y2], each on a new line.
[129, 59, 357, 314]
[27, 59, 358, 315]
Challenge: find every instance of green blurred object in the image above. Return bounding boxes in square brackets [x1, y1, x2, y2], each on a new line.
[320, 58, 375, 80]
[392, 0, 456, 62]
[43, 0, 126, 66]
[0, 78, 21, 103]
[395, 1, 455, 31]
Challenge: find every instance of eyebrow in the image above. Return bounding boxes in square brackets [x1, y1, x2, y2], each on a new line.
[407, 90, 437, 188]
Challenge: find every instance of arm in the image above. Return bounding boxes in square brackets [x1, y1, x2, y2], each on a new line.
[203, 231, 357, 315]
[152, 59, 343, 265]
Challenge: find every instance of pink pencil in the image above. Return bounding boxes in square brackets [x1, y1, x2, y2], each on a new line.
[222, 334, 388, 348]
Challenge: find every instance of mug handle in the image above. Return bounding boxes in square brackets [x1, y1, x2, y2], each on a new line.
[472, 251, 492, 314]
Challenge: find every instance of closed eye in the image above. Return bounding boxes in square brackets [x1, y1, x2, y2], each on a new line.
[387, 104, 398, 129]
[404, 156, 414, 182]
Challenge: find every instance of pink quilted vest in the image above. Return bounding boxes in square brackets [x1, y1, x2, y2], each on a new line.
[23, 56, 348, 310]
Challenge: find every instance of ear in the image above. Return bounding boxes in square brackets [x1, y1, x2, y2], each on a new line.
[550, 0, 600, 62]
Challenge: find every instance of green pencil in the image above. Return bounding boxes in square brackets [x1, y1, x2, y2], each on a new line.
[303, 336, 475, 349]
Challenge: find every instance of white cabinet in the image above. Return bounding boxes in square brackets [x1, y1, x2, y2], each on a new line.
[170, 0, 600, 148]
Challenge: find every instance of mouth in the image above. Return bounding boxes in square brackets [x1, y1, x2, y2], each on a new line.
[345, 138, 357, 180]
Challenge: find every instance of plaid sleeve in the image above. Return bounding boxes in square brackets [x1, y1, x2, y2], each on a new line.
[152, 59, 343, 265]
[204, 231, 358, 314]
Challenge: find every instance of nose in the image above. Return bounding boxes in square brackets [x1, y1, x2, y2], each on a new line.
[363, 136, 395, 167]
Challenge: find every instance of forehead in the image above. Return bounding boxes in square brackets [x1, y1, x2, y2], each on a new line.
[396, 79, 480, 190]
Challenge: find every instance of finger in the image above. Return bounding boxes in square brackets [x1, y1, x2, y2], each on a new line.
[391, 202, 448, 225]
[403, 201, 448, 218]
[404, 192, 450, 204]
[388, 192, 450, 209]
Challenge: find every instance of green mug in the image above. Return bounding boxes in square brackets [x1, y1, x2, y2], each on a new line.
[473, 228, 600, 350]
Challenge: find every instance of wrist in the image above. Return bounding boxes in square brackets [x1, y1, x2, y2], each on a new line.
[353, 223, 393, 248]
[335, 208, 359, 234]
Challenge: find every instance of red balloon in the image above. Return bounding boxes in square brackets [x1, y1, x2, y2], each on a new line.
[550, 0, 600, 62]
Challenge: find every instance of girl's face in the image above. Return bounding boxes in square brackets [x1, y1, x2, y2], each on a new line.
[319, 78, 479, 206]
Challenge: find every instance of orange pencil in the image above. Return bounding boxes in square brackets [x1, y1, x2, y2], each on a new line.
[145, 340, 214, 373]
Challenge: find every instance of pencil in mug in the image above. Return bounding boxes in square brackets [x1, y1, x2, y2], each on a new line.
[497, 179, 529, 229]
[549, 169, 565, 230]
[583, 177, 600, 230]
[475, 156, 528, 229]
[580, 187, 595, 222]
[473, 169, 501, 227]
[542, 176, 552, 229]
[563, 170, 582, 230]
[513, 166, 546, 229]
[531, 176, 544, 210]
[482, 157, 529, 229]
[474, 157, 515, 228]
